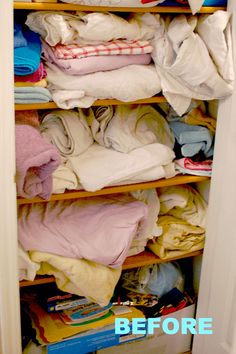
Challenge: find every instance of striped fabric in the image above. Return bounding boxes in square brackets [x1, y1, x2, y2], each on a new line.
[51, 40, 153, 60]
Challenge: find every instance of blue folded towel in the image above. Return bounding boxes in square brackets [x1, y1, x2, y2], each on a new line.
[170, 121, 213, 157]
[14, 87, 52, 104]
[14, 22, 27, 48]
[14, 29, 41, 76]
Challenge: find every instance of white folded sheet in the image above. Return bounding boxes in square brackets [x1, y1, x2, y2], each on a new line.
[46, 63, 162, 109]
[91, 105, 175, 152]
[26, 12, 159, 46]
[151, 14, 233, 115]
[68, 143, 176, 192]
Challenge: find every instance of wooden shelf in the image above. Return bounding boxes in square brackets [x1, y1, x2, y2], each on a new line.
[20, 249, 203, 287]
[14, 2, 226, 13]
[17, 175, 210, 205]
[15, 96, 167, 111]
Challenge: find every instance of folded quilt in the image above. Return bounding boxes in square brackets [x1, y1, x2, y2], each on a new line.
[170, 121, 214, 157]
[91, 105, 175, 152]
[15, 110, 40, 128]
[29, 251, 121, 307]
[18, 194, 148, 268]
[69, 143, 176, 192]
[151, 14, 233, 115]
[14, 29, 41, 76]
[15, 125, 61, 199]
[52, 40, 153, 60]
[40, 109, 93, 157]
[15, 62, 47, 83]
[43, 40, 151, 75]
[197, 11, 234, 83]
[158, 185, 207, 228]
[14, 22, 27, 48]
[147, 215, 205, 259]
[14, 87, 52, 104]
[46, 62, 162, 109]
[26, 12, 159, 46]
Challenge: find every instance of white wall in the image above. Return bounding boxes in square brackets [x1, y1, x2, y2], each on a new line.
[0, 1, 22, 354]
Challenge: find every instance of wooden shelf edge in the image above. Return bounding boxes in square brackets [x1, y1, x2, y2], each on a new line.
[17, 175, 210, 205]
[20, 249, 203, 287]
[14, 96, 167, 111]
[14, 2, 226, 13]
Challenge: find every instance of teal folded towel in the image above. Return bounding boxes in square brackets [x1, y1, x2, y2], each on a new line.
[170, 121, 213, 157]
[14, 87, 52, 104]
[14, 29, 41, 76]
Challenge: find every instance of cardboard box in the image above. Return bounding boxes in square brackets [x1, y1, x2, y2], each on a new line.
[45, 323, 146, 354]
[97, 304, 195, 354]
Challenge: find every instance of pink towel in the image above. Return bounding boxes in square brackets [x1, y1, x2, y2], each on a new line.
[15, 125, 61, 199]
[14, 62, 47, 83]
[15, 110, 40, 128]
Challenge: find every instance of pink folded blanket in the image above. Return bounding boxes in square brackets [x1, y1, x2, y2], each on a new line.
[15, 125, 61, 199]
[14, 62, 47, 83]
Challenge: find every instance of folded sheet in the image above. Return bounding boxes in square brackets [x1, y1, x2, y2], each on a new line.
[14, 87, 52, 104]
[29, 251, 121, 306]
[26, 12, 159, 46]
[15, 125, 61, 199]
[43, 39, 152, 75]
[45, 62, 162, 109]
[18, 194, 148, 268]
[14, 29, 41, 76]
[147, 215, 205, 259]
[158, 185, 207, 228]
[91, 105, 175, 152]
[40, 109, 93, 157]
[69, 143, 176, 192]
[151, 14, 233, 115]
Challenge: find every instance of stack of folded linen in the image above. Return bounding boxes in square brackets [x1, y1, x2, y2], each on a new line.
[26, 11, 162, 108]
[14, 20, 52, 104]
[147, 184, 207, 259]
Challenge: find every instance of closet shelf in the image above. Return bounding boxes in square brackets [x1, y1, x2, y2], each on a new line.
[15, 96, 168, 111]
[19, 249, 203, 288]
[13, 2, 226, 13]
[17, 175, 210, 205]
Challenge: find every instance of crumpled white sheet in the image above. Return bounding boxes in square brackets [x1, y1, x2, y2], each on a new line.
[91, 104, 175, 152]
[68, 142, 176, 192]
[46, 62, 162, 109]
[40, 109, 93, 157]
[196, 10, 234, 83]
[151, 14, 233, 115]
[26, 11, 159, 46]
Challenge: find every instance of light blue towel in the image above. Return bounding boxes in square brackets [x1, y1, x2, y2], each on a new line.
[14, 29, 41, 76]
[14, 22, 27, 48]
[170, 121, 213, 157]
[14, 87, 52, 104]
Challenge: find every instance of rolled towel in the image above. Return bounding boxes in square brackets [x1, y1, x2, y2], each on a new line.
[15, 125, 61, 199]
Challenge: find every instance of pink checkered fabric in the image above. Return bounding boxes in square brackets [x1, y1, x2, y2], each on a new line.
[51, 40, 153, 60]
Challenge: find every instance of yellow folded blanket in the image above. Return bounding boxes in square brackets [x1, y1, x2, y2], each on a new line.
[14, 78, 47, 88]
[147, 215, 205, 259]
[30, 251, 121, 307]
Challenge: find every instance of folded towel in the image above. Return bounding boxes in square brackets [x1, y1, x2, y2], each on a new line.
[14, 29, 41, 76]
[15, 125, 61, 199]
[40, 109, 93, 157]
[170, 121, 214, 157]
[15, 110, 40, 128]
[14, 79, 47, 88]
[43, 40, 151, 75]
[15, 62, 47, 83]
[14, 22, 27, 48]
[14, 87, 52, 104]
